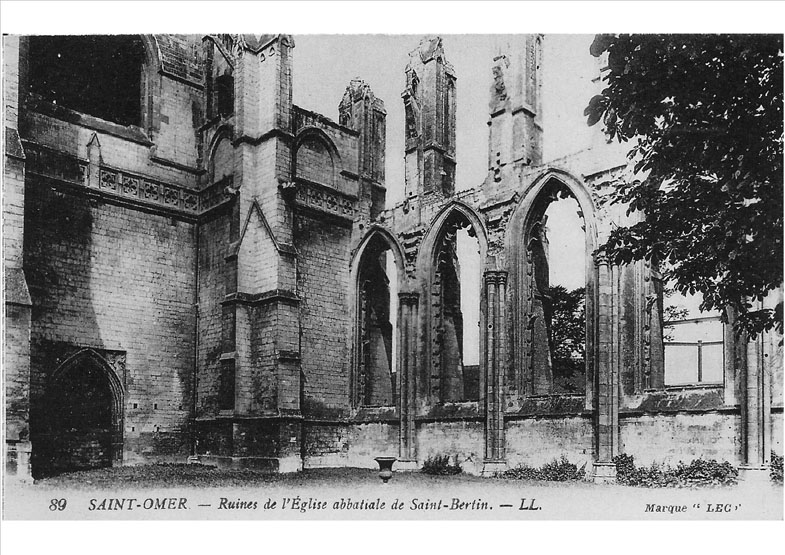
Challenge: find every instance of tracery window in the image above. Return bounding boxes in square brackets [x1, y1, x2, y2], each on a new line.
[355, 234, 399, 407]
[521, 181, 587, 395]
[430, 212, 481, 402]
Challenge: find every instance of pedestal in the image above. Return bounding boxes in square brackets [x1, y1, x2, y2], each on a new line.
[737, 464, 771, 488]
[592, 461, 617, 484]
[481, 459, 508, 477]
[395, 458, 419, 472]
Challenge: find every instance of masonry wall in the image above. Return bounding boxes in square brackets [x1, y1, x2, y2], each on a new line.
[196, 211, 230, 417]
[505, 416, 594, 469]
[416, 421, 485, 471]
[153, 77, 202, 169]
[295, 213, 353, 412]
[773, 412, 783, 455]
[24, 180, 196, 470]
[22, 110, 199, 189]
[619, 412, 741, 466]
[303, 421, 399, 469]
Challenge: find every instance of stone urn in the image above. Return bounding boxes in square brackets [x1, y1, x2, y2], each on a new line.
[374, 456, 397, 483]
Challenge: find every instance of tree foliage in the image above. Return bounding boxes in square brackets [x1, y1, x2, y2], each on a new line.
[549, 286, 585, 393]
[585, 34, 783, 337]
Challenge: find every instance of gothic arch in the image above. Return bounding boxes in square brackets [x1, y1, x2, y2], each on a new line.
[417, 200, 490, 275]
[206, 125, 235, 184]
[349, 226, 407, 407]
[350, 226, 407, 287]
[294, 127, 342, 188]
[419, 201, 489, 403]
[50, 349, 126, 418]
[507, 168, 599, 399]
[41, 349, 125, 475]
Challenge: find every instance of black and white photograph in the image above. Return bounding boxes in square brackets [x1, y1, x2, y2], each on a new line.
[1, 0, 783, 549]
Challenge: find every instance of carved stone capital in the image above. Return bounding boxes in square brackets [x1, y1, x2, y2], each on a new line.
[594, 252, 611, 268]
[484, 269, 508, 285]
[398, 291, 420, 306]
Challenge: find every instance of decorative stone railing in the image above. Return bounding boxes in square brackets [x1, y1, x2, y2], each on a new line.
[23, 142, 235, 218]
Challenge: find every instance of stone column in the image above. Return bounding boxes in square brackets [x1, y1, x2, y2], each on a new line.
[738, 303, 772, 484]
[397, 292, 419, 470]
[482, 270, 508, 476]
[593, 255, 619, 483]
[4, 34, 33, 482]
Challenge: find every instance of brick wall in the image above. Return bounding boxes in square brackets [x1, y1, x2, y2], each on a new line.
[25, 181, 196, 468]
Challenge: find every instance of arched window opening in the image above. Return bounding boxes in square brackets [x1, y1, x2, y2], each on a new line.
[525, 182, 587, 395]
[432, 213, 481, 402]
[295, 134, 336, 188]
[36, 359, 118, 477]
[663, 286, 725, 386]
[356, 235, 399, 407]
[209, 137, 233, 184]
[214, 71, 234, 118]
[28, 35, 146, 127]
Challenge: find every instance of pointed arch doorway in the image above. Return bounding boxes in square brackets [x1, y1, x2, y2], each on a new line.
[37, 350, 124, 476]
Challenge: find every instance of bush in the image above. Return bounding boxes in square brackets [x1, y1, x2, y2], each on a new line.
[771, 451, 783, 485]
[421, 455, 462, 476]
[613, 454, 738, 487]
[501, 456, 586, 481]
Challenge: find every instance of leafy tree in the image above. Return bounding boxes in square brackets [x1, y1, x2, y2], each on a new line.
[549, 286, 585, 393]
[585, 34, 783, 337]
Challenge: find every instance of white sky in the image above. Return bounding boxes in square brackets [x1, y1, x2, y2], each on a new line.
[293, 35, 600, 204]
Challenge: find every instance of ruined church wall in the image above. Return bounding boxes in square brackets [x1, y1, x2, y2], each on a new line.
[295, 213, 354, 413]
[24, 180, 197, 466]
[195, 211, 231, 417]
[416, 421, 485, 466]
[303, 421, 399, 469]
[619, 412, 741, 466]
[505, 416, 594, 469]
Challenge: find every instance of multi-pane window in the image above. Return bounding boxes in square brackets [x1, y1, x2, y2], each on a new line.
[664, 291, 724, 385]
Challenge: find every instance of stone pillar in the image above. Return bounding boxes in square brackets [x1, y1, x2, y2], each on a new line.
[487, 35, 543, 187]
[197, 35, 302, 473]
[4, 34, 33, 483]
[402, 36, 456, 200]
[397, 291, 419, 470]
[738, 306, 772, 484]
[593, 255, 619, 483]
[482, 270, 508, 476]
[339, 78, 387, 219]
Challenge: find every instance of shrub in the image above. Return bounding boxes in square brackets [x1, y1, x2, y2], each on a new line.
[501, 456, 586, 481]
[421, 455, 462, 476]
[500, 463, 542, 480]
[771, 451, 783, 485]
[613, 454, 737, 487]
